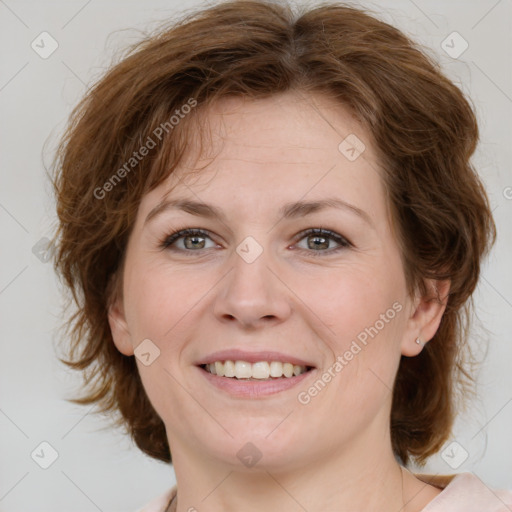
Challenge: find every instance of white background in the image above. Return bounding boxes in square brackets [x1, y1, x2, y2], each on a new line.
[0, 0, 511, 510]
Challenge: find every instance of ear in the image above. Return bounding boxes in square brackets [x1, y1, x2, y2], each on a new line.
[401, 278, 451, 357]
[107, 276, 134, 356]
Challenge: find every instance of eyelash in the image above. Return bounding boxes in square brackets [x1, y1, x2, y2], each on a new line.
[160, 227, 352, 256]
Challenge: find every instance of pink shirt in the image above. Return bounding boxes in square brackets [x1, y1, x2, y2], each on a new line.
[137, 473, 512, 511]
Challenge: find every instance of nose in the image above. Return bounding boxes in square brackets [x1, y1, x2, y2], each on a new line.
[213, 246, 292, 329]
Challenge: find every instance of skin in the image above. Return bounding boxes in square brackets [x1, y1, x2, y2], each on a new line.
[108, 91, 450, 512]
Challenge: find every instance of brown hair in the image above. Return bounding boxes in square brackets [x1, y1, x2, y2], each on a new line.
[51, 0, 496, 465]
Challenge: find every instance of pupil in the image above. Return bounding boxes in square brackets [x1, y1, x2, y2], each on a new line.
[185, 236, 205, 249]
[309, 236, 328, 250]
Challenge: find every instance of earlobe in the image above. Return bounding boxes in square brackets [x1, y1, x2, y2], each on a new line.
[401, 279, 451, 357]
[107, 295, 134, 357]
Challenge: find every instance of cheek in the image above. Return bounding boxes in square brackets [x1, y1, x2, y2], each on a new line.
[296, 262, 404, 342]
[125, 265, 205, 428]
[295, 260, 406, 391]
[124, 258, 210, 343]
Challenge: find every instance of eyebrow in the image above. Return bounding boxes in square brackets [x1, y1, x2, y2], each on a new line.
[144, 196, 374, 228]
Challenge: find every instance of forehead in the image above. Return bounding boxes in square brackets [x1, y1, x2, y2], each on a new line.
[189, 92, 371, 165]
[139, 91, 387, 225]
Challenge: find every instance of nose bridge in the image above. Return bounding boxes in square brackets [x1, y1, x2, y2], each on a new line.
[213, 236, 291, 327]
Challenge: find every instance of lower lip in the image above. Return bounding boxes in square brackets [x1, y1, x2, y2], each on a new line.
[197, 366, 316, 398]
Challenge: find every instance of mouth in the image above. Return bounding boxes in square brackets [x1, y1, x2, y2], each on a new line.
[199, 360, 315, 380]
[195, 351, 317, 398]
[197, 362, 316, 398]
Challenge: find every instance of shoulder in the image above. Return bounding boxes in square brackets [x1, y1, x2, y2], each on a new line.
[135, 485, 176, 512]
[415, 472, 512, 511]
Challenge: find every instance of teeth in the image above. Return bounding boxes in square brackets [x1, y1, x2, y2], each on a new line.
[269, 361, 282, 377]
[234, 361, 252, 379]
[224, 360, 235, 377]
[203, 360, 310, 379]
[283, 363, 294, 378]
[252, 361, 270, 379]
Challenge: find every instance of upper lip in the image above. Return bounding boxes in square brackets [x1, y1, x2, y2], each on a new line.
[196, 349, 316, 368]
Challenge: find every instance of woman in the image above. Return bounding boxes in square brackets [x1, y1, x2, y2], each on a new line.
[51, 1, 512, 510]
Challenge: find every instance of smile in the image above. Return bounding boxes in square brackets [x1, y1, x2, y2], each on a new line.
[197, 361, 316, 398]
[200, 360, 313, 380]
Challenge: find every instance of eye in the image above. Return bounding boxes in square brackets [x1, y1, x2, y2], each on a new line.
[294, 228, 352, 255]
[161, 228, 217, 252]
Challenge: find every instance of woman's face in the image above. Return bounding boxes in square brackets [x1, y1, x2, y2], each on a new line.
[109, 91, 432, 471]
